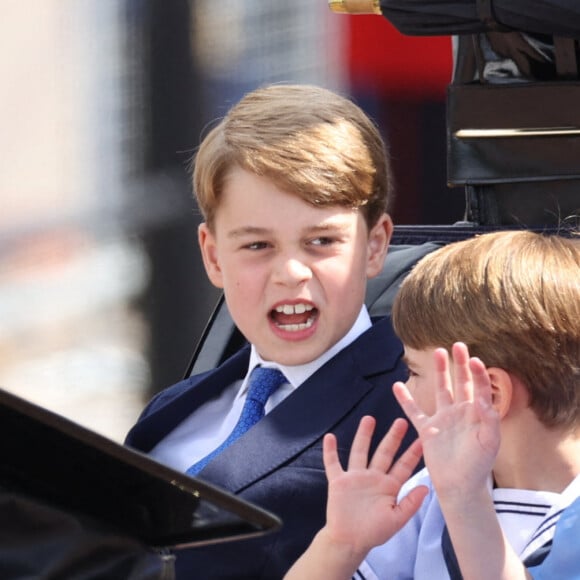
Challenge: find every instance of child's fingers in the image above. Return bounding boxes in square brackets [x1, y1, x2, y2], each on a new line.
[470, 357, 501, 447]
[322, 432, 342, 481]
[433, 348, 454, 408]
[451, 342, 474, 403]
[385, 437, 423, 486]
[397, 484, 428, 521]
[347, 415, 376, 471]
[469, 356, 492, 408]
[393, 382, 428, 432]
[368, 417, 409, 472]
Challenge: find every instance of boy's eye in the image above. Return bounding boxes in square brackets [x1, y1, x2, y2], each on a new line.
[405, 367, 419, 379]
[309, 236, 335, 247]
[244, 241, 270, 250]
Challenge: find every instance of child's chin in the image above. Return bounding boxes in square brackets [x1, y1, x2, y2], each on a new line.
[260, 344, 321, 367]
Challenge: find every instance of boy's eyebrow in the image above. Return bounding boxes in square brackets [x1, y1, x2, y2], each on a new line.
[227, 222, 351, 239]
[227, 226, 271, 239]
[304, 222, 351, 234]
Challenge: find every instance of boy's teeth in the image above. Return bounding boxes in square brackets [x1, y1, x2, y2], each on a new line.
[276, 303, 313, 314]
[277, 317, 315, 332]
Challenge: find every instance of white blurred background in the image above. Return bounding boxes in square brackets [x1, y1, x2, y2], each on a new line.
[0, 0, 354, 441]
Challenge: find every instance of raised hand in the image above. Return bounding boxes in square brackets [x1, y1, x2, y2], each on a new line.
[322, 415, 427, 557]
[393, 342, 500, 500]
[284, 416, 427, 579]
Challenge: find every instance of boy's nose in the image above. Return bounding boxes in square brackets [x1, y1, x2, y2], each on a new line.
[273, 257, 312, 286]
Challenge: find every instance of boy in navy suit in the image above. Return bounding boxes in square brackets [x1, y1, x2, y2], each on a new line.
[125, 83, 418, 579]
[286, 230, 580, 579]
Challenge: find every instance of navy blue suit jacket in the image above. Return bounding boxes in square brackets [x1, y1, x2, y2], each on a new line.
[125, 316, 416, 579]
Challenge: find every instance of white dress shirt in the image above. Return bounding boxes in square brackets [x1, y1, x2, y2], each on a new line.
[149, 306, 372, 472]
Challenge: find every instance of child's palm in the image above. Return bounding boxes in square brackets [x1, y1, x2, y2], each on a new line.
[394, 343, 500, 497]
[323, 417, 426, 556]
[416, 399, 499, 494]
[327, 465, 420, 549]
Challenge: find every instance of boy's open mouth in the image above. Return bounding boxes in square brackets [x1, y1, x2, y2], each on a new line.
[270, 303, 318, 331]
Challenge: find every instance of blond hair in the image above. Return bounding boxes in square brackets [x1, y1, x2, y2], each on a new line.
[192, 83, 393, 230]
[392, 230, 580, 428]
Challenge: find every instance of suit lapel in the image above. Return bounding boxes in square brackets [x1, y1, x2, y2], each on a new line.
[126, 347, 250, 452]
[200, 317, 402, 492]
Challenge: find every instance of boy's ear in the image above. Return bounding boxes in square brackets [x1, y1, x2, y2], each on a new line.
[487, 367, 514, 419]
[198, 223, 224, 289]
[366, 213, 393, 278]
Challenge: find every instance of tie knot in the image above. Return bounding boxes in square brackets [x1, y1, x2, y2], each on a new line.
[247, 367, 287, 405]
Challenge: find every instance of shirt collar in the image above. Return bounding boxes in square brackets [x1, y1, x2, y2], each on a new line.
[241, 305, 372, 395]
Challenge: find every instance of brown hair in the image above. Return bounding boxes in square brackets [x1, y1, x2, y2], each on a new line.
[192, 83, 393, 230]
[392, 230, 580, 429]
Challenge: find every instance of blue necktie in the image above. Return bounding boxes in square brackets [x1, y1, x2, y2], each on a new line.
[186, 367, 287, 476]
